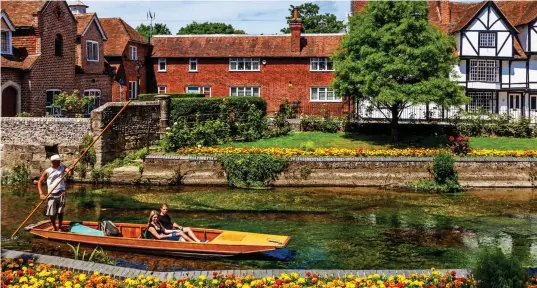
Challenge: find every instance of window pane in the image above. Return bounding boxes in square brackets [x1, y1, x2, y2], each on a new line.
[253, 87, 259, 96]
[311, 88, 318, 100]
[327, 60, 333, 70]
[319, 88, 326, 100]
[245, 61, 251, 70]
[203, 87, 211, 96]
[238, 60, 244, 70]
[319, 61, 326, 70]
[530, 97, 537, 110]
[327, 89, 334, 100]
[245, 88, 252, 96]
[230, 61, 237, 70]
[1, 32, 8, 52]
[187, 87, 200, 93]
[238, 87, 245, 96]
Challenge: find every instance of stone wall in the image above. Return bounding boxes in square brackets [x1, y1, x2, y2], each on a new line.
[0, 117, 91, 177]
[142, 155, 537, 187]
[91, 101, 160, 167]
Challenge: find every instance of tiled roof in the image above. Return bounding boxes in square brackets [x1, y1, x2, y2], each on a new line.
[74, 13, 94, 35]
[0, 0, 45, 27]
[496, 0, 537, 27]
[1, 54, 39, 70]
[100, 18, 148, 56]
[151, 34, 343, 58]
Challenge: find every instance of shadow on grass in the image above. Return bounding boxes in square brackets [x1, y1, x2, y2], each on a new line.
[342, 133, 449, 149]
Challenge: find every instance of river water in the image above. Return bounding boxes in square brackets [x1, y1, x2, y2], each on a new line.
[1, 184, 536, 271]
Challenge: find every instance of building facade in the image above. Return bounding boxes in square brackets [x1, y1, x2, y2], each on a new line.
[352, 0, 537, 123]
[0, 0, 113, 117]
[100, 18, 150, 102]
[151, 11, 351, 115]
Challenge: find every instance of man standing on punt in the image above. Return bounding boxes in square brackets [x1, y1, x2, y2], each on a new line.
[37, 154, 71, 231]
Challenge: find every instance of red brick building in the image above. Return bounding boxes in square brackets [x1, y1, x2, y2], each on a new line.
[0, 0, 113, 117]
[100, 18, 150, 102]
[151, 10, 350, 115]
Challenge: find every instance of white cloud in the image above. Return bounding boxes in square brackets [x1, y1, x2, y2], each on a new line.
[84, 0, 350, 34]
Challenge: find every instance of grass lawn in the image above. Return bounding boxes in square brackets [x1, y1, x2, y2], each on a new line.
[221, 132, 537, 150]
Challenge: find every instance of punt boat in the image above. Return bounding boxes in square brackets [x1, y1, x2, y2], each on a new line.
[25, 220, 291, 258]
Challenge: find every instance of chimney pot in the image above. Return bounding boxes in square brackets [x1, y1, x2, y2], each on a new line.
[293, 8, 298, 19]
[289, 8, 302, 52]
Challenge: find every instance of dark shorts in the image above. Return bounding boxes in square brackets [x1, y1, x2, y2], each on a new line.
[46, 193, 65, 216]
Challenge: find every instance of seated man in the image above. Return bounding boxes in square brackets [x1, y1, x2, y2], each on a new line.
[158, 203, 204, 242]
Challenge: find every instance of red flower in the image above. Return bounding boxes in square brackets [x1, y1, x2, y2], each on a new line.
[306, 272, 311, 277]
[160, 282, 167, 288]
[17, 259, 23, 264]
[464, 137, 469, 141]
[451, 270, 456, 277]
[312, 274, 318, 278]
[457, 136, 463, 142]
[16, 270, 23, 276]
[219, 282, 225, 287]
[449, 136, 455, 142]
[27, 260, 33, 264]
[26, 269, 35, 275]
[276, 279, 283, 285]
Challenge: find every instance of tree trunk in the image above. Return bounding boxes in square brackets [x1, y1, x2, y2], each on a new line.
[390, 105, 399, 142]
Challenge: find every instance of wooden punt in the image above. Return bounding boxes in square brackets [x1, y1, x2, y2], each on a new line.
[25, 220, 291, 258]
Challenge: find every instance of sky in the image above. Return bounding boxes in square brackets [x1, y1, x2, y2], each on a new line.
[80, 0, 352, 35]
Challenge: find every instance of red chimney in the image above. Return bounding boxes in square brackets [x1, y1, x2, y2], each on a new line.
[440, 0, 450, 25]
[289, 8, 302, 52]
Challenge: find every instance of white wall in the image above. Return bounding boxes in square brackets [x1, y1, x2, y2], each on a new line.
[501, 60, 510, 85]
[453, 60, 466, 81]
[467, 82, 500, 89]
[496, 32, 512, 57]
[498, 91, 508, 114]
[519, 25, 528, 51]
[510, 61, 527, 87]
[530, 56, 537, 90]
[462, 32, 479, 56]
[532, 23, 537, 52]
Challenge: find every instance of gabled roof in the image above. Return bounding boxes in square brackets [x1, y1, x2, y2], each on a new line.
[1, 10, 16, 31]
[74, 13, 107, 40]
[451, 1, 519, 33]
[1, 1, 76, 27]
[100, 18, 148, 56]
[151, 34, 343, 58]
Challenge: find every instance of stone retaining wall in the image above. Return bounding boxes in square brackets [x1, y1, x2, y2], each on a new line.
[91, 101, 160, 167]
[141, 155, 537, 187]
[0, 117, 91, 177]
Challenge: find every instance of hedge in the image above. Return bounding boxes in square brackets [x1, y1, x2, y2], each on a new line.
[136, 93, 205, 101]
[170, 96, 267, 123]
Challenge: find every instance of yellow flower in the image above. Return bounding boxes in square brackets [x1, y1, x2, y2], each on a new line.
[78, 274, 86, 281]
[19, 276, 29, 283]
[46, 277, 55, 283]
[198, 275, 206, 280]
[74, 284, 81, 288]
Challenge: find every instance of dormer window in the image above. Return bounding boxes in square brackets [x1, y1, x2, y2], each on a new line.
[479, 33, 496, 48]
[86, 40, 99, 62]
[1, 31, 12, 55]
[129, 46, 137, 60]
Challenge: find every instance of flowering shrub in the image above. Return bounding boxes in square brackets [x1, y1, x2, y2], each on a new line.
[2, 258, 537, 288]
[448, 136, 471, 155]
[176, 147, 537, 158]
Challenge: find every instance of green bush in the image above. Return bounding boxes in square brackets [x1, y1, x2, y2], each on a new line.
[473, 248, 528, 288]
[453, 111, 535, 138]
[170, 97, 266, 123]
[15, 112, 33, 117]
[301, 116, 343, 133]
[409, 152, 461, 193]
[136, 93, 205, 101]
[1, 162, 31, 185]
[217, 154, 289, 188]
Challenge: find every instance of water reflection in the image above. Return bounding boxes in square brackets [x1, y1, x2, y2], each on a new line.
[1, 184, 536, 270]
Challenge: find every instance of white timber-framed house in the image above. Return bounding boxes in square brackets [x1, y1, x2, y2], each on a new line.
[351, 0, 537, 123]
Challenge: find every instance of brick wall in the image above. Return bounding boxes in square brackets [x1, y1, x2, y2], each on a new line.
[108, 42, 149, 102]
[0, 117, 91, 177]
[153, 57, 350, 115]
[25, 1, 77, 116]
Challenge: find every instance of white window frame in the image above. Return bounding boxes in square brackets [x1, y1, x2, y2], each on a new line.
[158, 58, 166, 72]
[186, 86, 211, 96]
[468, 91, 495, 114]
[86, 40, 99, 62]
[310, 87, 341, 102]
[189, 58, 197, 72]
[229, 86, 260, 97]
[45, 89, 62, 116]
[158, 85, 167, 94]
[1, 31, 12, 55]
[509, 94, 521, 110]
[469, 60, 499, 82]
[479, 32, 496, 48]
[229, 58, 260, 71]
[129, 81, 137, 99]
[186, 86, 200, 94]
[310, 57, 334, 71]
[83, 89, 101, 114]
[530, 95, 537, 111]
[129, 45, 137, 60]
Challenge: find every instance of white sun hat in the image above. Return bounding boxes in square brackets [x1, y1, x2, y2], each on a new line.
[50, 154, 62, 161]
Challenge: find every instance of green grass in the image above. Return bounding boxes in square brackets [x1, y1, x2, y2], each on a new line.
[220, 132, 537, 150]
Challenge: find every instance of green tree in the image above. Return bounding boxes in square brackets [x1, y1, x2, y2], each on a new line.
[280, 3, 344, 33]
[135, 23, 171, 40]
[332, 1, 468, 141]
[177, 22, 245, 35]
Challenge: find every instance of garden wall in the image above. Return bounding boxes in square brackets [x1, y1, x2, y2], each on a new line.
[141, 155, 537, 187]
[0, 117, 91, 177]
[91, 101, 161, 167]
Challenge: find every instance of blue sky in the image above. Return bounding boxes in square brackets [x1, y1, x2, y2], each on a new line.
[81, 1, 351, 35]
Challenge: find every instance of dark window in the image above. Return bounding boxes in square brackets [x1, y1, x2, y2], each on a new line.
[55, 34, 63, 56]
[531, 96, 537, 110]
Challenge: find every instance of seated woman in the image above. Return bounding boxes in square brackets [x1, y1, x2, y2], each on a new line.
[147, 210, 182, 241]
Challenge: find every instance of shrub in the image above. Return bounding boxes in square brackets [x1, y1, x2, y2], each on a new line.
[1, 162, 31, 185]
[473, 248, 528, 288]
[453, 111, 535, 138]
[300, 116, 343, 133]
[217, 154, 289, 188]
[15, 112, 33, 117]
[53, 90, 94, 117]
[269, 111, 291, 137]
[235, 104, 268, 141]
[279, 99, 301, 119]
[448, 136, 471, 155]
[170, 97, 266, 123]
[136, 93, 204, 101]
[409, 152, 461, 193]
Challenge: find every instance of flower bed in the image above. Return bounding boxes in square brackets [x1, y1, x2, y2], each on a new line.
[2, 258, 537, 288]
[176, 147, 537, 158]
